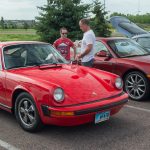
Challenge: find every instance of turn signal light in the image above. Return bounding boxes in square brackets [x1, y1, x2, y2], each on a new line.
[51, 111, 74, 116]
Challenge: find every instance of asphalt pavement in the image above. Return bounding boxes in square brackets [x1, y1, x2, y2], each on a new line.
[0, 100, 150, 150]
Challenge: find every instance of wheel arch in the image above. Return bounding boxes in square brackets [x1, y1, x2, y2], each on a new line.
[122, 69, 147, 81]
[11, 87, 37, 114]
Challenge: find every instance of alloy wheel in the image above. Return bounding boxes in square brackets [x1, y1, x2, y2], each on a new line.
[125, 73, 146, 100]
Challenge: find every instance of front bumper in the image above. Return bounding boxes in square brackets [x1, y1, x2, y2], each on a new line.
[41, 92, 128, 126]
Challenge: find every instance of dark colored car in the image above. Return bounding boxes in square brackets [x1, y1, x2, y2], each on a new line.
[110, 16, 150, 51]
[94, 37, 150, 101]
[75, 38, 150, 101]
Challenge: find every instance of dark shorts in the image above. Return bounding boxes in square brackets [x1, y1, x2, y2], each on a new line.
[81, 59, 94, 68]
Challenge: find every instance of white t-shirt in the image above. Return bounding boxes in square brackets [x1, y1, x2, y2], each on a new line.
[81, 30, 96, 62]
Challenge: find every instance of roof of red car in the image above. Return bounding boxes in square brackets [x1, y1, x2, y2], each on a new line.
[0, 41, 49, 48]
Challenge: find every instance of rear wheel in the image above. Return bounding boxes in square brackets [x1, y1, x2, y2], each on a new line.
[15, 92, 43, 132]
[124, 71, 150, 101]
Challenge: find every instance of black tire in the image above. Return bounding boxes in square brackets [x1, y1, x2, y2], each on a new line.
[124, 71, 150, 101]
[15, 92, 43, 132]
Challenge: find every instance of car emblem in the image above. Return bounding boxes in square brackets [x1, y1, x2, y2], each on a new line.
[92, 92, 97, 96]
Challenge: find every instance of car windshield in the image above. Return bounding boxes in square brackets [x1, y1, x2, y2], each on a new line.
[107, 39, 150, 58]
[3, 43, 68, 69]
[137, 37, 150, 50]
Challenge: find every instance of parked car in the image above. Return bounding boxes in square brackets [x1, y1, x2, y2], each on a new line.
[75, 37, 150, 101]
[110, 16, 150, 51]
[0, 41, 128, 132]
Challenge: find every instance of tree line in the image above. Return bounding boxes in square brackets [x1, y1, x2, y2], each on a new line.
[0, 17, 36, 29]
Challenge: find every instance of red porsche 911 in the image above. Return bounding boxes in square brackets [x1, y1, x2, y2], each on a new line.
[0, 41, 128, 132]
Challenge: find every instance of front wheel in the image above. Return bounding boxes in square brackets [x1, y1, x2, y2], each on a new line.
[124, 71, 150, 101]
[15, 92, 43, 132]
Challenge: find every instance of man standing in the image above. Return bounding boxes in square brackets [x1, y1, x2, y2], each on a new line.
[76, 18, 96, 67]
[53, 27, 76, 61]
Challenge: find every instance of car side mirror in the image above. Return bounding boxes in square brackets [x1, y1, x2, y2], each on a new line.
[96, 50, 112, 60]
[96, 50, 108, 57]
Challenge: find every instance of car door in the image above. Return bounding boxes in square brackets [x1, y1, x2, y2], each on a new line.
[93, 41, 116, 73]
[0, 49, 7, 107]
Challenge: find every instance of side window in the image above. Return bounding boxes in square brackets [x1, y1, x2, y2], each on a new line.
[3, 45, 26, 69]
[94, 41, 109, 54]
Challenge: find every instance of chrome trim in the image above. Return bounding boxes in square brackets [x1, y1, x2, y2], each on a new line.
[0, 102, 12, 110]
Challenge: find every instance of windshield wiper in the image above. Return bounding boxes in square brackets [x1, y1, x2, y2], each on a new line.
[38, 62, 63, 69]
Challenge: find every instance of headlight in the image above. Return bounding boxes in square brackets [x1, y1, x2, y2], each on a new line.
[115, 77, 123, 89]
[53, 88, 64, 102]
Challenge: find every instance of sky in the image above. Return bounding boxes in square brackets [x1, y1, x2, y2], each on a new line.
[0, 0, 149, 20]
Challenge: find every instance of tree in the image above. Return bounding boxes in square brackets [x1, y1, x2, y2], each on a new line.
[9, 22, 17, 29]
[23, 22, 29, 30]
[36, 0, 90, 43]
[0, 17, 5, 29]
[91, 0, 111, 37]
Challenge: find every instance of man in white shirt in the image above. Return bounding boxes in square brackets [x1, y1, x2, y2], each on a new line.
[76, 18, 96, 67]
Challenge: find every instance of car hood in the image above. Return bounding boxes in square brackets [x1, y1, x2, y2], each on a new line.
[110, 16, 148, 38]
[11, 65, 121, 106]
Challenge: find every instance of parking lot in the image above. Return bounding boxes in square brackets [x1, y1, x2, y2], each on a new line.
[0, 99, 149, 150]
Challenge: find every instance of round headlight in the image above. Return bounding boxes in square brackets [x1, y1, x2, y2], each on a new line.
[115, 77, 123, 89]
[53, 88, 64, 102]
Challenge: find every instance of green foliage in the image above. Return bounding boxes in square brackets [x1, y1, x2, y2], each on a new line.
[91, 0, 111, 37]
[0, 17, 5, 29]
[36, 0, 90, 43]
[23, 22, 29, 30]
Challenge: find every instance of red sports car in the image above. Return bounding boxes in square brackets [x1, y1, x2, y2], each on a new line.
[0, 41, 128, 132]
[92, 37, 150, 101]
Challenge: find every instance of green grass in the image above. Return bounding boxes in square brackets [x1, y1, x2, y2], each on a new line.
[0, 29, 36, 34]
[0, 34, 40, 42]
[1, 24, 150, 41]
[0, 29, 40, 42]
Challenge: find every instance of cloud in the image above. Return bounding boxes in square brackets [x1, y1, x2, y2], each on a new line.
[0, 0, 47, 20]
[106, 0, 150, 14]
[0, 0, 149, 20]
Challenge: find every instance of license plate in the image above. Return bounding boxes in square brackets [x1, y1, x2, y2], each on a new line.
[95, 111, 110, 124]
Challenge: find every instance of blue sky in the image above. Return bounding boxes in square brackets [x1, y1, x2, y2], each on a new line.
[0, 0, 149, 20]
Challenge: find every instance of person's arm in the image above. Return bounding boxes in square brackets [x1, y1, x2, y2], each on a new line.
[78, 44, 92, 59]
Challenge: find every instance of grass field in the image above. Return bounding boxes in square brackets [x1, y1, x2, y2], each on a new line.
[0, 29, 40, 41]
[0, 24, 150, 42]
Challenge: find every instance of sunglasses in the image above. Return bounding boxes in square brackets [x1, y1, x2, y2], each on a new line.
[61, 33, 68, 35]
